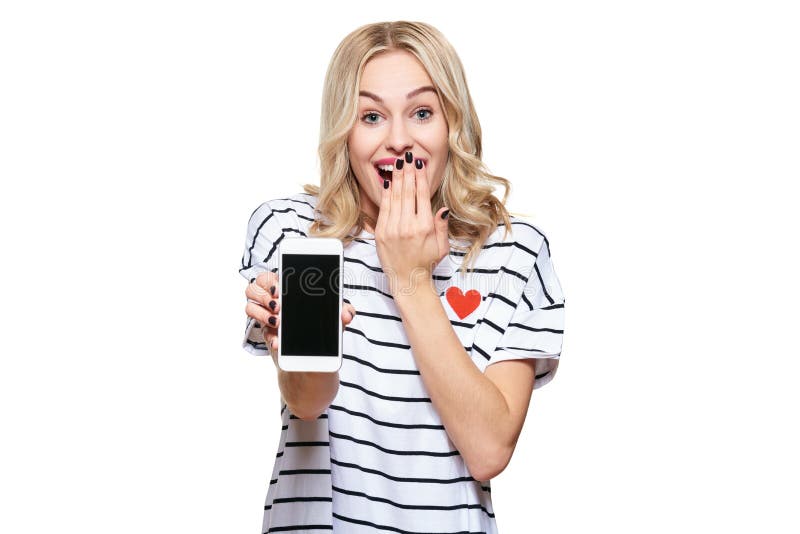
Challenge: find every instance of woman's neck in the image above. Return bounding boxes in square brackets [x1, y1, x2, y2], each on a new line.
[362, 212, 377, 234]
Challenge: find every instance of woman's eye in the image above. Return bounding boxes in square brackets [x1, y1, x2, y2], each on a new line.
[362, 112, 380, 124]
[415, 109, 432, 121]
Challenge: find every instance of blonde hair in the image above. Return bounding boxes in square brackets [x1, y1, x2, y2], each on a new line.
[302, 20, 527, 273]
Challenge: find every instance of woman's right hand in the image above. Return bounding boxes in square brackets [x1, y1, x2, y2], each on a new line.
[245, 271, 357, 367]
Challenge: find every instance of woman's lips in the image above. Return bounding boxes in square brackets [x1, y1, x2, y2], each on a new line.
[373, 157, 427, 166]
[373, 158, 427, 182]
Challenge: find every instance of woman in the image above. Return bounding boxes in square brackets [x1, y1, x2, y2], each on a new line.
[240, 21, 565, 533]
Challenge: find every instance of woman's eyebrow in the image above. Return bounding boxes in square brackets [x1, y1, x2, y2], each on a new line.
[359, 86, 436, 103]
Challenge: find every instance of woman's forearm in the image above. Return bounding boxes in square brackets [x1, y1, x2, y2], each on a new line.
[277, 369, 340, 420]
[393, 283, 512, 480]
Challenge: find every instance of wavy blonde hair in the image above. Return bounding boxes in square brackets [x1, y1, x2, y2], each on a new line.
[302, 20, 528, 273]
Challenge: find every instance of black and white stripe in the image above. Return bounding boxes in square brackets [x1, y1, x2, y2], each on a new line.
[239, 192, 565, 533]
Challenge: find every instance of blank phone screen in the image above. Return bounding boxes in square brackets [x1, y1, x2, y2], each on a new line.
[281, 253, 340, 357]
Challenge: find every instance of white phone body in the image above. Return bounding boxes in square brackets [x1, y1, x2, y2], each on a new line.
[277, 236, 343, 373]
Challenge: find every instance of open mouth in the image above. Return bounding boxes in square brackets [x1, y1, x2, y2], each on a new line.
[375, 164, 393, 181]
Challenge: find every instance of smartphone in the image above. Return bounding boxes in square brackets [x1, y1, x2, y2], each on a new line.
[277, 237, 343, 372]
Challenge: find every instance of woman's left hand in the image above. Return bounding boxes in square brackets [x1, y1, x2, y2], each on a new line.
[374, 151, 451, 298]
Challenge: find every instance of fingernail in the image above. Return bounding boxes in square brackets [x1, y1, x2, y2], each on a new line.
[395, 158, 404, 170]
[384, 178, 389, 189]
[269, 300, 276, 310]
[405, 151, 413, 163]
[441, 209, 450, 219]
[250, 278, 256, 284]
[268, 316, 276, 326]
[269, 285, 275, 296]
[415, 158, 423, 169]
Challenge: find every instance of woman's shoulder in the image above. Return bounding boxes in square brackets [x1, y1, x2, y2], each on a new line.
[257, 191, 318, 215]
[486, 214, 551, 255]
[250, 192, 319, 233]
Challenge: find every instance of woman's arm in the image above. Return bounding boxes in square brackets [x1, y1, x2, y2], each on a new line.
[245, 271, 355, 421]
[277, 367, 340, 421]
[394, 284, 526, 481]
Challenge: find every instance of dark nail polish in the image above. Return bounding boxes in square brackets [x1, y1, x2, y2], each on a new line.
[269, 300, 276, 310]
[268, 316, 276, 326]
[395, 158, 404, 170]
[405, 151, 413, 163]
[441, 209, 450, 219]
[384, 178, 389, 189]
[269, 285, 275, 296]
[415, 158, 423, 169]
[249, 277, 256, 284]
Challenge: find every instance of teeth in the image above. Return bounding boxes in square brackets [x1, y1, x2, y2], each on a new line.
[377, 164, 394, 172]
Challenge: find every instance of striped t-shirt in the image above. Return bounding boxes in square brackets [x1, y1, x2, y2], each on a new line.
[239, 192, 565, 533]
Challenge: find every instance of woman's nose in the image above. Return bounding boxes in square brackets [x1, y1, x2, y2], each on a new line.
[385, 118, 413, 154]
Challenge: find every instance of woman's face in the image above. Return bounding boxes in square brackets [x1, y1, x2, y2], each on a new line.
[347, 49, 449, 231]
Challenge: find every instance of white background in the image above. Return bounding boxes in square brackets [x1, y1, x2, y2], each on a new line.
[1, 1, 798, 532]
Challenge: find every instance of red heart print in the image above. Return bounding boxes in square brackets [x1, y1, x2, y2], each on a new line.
[446, 287, 481, 319]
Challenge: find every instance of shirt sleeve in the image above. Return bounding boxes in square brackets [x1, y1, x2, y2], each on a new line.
[487, 238, 565, 390]
[238, 201, 286, 356]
